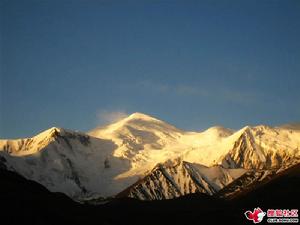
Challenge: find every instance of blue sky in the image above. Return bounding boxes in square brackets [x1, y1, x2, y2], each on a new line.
[1, 0, 300, 138]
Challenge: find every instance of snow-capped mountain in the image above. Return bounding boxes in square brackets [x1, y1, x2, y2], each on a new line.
[88, 112, 185, 178]
[221, 125, 300, 169]
[0, 127, 134, 199]
[0, 113, 299, 201]
[117, 159, 246, 200]
[217, 161, 300, 200]
[121, 158, 300, 200]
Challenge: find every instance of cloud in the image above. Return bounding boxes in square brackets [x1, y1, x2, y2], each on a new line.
[217, 88, 258, 104]
[118, 80, 259, 105]
[96, 110, 128, 125]
[176, 85, 258, 105]
[141, 81, 258, 104]
[131, 80, 171, 93]
[175, 85, 210, 97]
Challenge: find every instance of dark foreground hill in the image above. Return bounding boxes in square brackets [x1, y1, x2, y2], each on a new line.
[1, 164, 299, 225]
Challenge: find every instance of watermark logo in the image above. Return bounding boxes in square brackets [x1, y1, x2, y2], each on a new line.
[245, 207, 266, 223]
[266, 209, 298, 223]
[244, 207, 299, 224]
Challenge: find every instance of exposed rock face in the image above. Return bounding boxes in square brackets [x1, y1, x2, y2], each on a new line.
[119, 160, 246, 200]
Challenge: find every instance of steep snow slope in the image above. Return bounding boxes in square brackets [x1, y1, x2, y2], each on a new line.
[221, 126, 300, 169]
[88, 113, 236, 179]
[118, 159, 246, 200]
[0, 128, 135, 199]
[1, 113, 299, 200]
[0, 128, 64, 156]
[218, 160, 300, 199]
[88, 112, 185, 174]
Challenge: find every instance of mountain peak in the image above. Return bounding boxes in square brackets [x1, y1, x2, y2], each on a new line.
[127, 112, 159, 121]
[37, 127, 65, 139]
[203, 126, 234, 137]
[88, 112, 183, 145]
[89, 112, 167, 135]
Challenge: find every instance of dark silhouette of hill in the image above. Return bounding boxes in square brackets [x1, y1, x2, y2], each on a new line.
[0, 164, 299, 225]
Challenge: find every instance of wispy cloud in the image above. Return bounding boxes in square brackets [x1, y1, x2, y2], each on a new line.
[175, 85, 210, 97]
[120, 80, 259, 105]
[96, 110, 128, 125]
[178, 85, 259, 105]
[131, 80, 171, 93]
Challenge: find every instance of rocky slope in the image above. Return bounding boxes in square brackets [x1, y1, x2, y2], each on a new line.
[117, 159, 246, 200]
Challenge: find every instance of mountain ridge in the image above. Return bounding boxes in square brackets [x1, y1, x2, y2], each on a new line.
[0, 112, 299, 201]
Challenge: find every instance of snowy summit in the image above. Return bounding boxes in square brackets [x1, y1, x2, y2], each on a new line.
[0, 113, 299, 200]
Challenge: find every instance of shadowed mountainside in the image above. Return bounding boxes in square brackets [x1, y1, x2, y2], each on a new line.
[1, 163, 299, 225]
